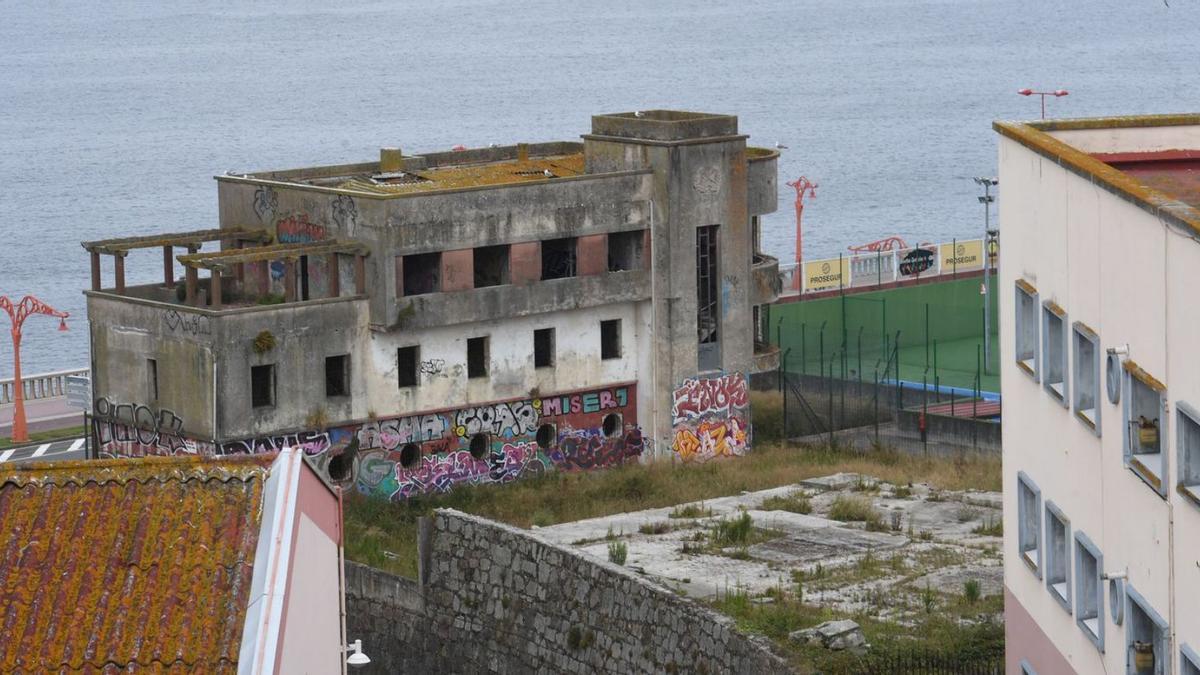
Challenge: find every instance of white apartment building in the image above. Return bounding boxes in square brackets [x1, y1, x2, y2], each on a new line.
[998, 114, 1200, 674]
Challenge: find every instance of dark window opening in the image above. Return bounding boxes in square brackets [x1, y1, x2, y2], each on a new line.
[327, 452, 352, 481]
[601, 319, 621, 360]
[473, 245, 510, 288]
[751, 216, 761, 260]
[602, 413, 622, 438]
[697, 224, 720, 371]
[251, 364, 275, 408]
[325, 354, 349, 397]
[534, 328, 555, 368]
[607, 230, 645, 272]
[541, 237, 577, 280]
[299, 255, 311, 301]
[397, 346, 419, 387]
[400, 443, 421, 469]
[469, 433, 490, 459]
[467, 336, 489, 378]
[536, 423, 556, 449]
[403, 252, 441, 296]
[147, 358, 158, 401]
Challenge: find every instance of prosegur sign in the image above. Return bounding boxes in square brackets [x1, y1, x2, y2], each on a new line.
[803, 257, 848, 292]
[939, 240, 983, 273]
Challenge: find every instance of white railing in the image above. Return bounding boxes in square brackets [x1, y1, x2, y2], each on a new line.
[779, 237, 994, 296]
[0, 368, 90, 405]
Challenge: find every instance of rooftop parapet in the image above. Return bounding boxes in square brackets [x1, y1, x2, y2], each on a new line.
[589, 110, 739, 142]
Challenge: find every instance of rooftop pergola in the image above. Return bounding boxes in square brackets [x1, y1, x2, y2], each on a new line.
[81, 228, 273, 294]
[176, 241, 371, 308]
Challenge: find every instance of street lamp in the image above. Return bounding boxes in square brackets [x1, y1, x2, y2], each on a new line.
[0, 295, 69, 444]
[787, 176, 818, 288]
[1017, 88, 1069, 119]
[973, 178, 998, 375]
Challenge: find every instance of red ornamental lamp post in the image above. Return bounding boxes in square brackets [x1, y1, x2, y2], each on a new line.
[787, 176, 818, 289]
[1, 295, 69, 444]
[1017, 88, 1069, 119]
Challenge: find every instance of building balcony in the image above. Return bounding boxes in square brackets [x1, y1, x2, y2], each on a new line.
[392, 269, 650, 331]
[751, 342, 781, 374]
[751, 253, 782, 305]
[747, 147, 779, 216]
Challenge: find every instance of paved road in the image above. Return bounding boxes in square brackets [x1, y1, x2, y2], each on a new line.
[0, 397, 86, 436]
[0, 437, 88, 465]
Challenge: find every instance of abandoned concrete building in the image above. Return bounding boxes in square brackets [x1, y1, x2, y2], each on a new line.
[82, 110, 781, 497]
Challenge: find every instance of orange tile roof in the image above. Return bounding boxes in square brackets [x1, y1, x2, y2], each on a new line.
[0, 455, 276, 673]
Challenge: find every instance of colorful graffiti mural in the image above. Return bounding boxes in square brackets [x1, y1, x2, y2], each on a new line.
[94, 384, 642, 500]
[670, 373, 751, 462]
[275, 213, 328, 244]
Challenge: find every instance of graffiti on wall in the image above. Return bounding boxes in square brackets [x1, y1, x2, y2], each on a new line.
[671, 373, 751, 462]
[95, 384, 643, 500]
[253, 186, 278, 222]
[330, 195, 358, 233]
[276, 213, 328, 244]
[163, 309, 212, 336]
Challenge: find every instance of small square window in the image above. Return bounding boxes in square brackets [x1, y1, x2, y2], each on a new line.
[147, 358, 159, 402]
[1073, 322, 1101, 434]
[607, 230, 645, 272]
[541, 237, 577, 280]
[1182, 644, 1200, 675]
[1042, 302, 1067, 404]
[534, 328, 555, 368]
[1018, 471, 1042, 577]
[1015, 281, 1039, 380]
[467, 336, 489, 378]
[601, 319, 621, 360]
[397, 346, 419, 388]
[402, 252, 441, 296]
[1124, 362, 1168, 497]
[1045, 501, 1071, 613]
[1074, 532, 1104, 652]
[1126, 585, 1168, 675]
[473, 245, 510, 288]
[325, 354, 349, 398]
[251, 364, 275, 408]
[1178, 402, 1200, 507]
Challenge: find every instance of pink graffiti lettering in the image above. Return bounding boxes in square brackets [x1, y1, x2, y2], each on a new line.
[276, 213, 328, 244]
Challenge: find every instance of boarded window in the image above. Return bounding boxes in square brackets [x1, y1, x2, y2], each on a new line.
[398, 346, 419, 387]
[1044, 501, 1071, 612]
[541, 237, 577, 280]
[1017, 471, 1041, 577]
[325, 354, 349, 397]
[534, 328, 555, 368]
[608, 230, 644, 272]
[474, 245, 510, 288]
[1015, 282, 1038, 378]
[1042, 303, 1067, 404]
[251, 364, 275, 408]
[601, 319, 621, 360]
[1073, 323, 1100, 433]
[468, 336, 489, 378]
[402, 252, 441, 296]
[1074, 532, 1103, 651]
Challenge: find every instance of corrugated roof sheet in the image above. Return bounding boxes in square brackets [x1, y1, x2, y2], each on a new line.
[0, 455, 275, 673]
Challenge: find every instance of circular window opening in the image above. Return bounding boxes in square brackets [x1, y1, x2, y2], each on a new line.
[602, 413, 622, 438]
[469, 433, 490, 460]
[536, 423, 557, 449]
[399, 443, 421, 469]
[327, 452, 352, 482]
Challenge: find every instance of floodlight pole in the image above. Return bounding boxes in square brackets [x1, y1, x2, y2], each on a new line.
[0, 295, 69, 443]
[974, 178, 998, 375]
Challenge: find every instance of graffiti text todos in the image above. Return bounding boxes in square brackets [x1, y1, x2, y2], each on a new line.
[671, 374, 748, 424]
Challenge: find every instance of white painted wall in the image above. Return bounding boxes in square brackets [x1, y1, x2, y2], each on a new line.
[276, 513, 343, 675]
[1000, 130, 1200, 673]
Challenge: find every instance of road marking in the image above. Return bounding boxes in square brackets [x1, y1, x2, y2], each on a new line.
[66, 438, 85, 453]
[0, 449, 14, 463]
[31, 443, 52, 458]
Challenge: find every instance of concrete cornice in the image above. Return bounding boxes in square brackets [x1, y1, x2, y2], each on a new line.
[579, 133, 750, 148]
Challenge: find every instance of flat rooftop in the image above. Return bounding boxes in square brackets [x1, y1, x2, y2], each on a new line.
[1094, 150, 1200, 210]
[297, 152, 586, 195]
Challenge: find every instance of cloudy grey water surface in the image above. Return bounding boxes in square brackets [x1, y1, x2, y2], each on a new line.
[1, 0, 1197, 376]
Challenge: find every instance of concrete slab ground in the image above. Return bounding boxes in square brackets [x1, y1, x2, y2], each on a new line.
[534, 473, 1003, 626]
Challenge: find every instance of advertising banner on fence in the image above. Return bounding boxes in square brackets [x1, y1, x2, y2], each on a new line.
[896, 246, 938, 279]
[939, 239, 984, 273]
[848, 251, 897, 288]
[803, 257, 848, 292]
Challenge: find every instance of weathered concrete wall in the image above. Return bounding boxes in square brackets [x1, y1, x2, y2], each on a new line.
[747, 151, 779, 216]
[344, 510, 786, 675]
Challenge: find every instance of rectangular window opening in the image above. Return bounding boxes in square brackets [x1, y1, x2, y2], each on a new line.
[397, 346, 419, 388]
[1016, 282, 1039, 379]
[325, 354, 349, 398]
[1125, 365, 1167, 496]
[1074, 532, 1103, 651]
[1126, 586, 1168, 675]
[1073, 323, 1100, 432]
[251, 364, 275, 408]
[473, 244, 510, 288]
[607, 230, 645, 272]
[147, 358, 159, 402]
[467, 336, 489, 379]
[1043, 303, 1067, 403]
[1044, 502, 1071, 613]
[541, 237, 577, 280]
[601, 319, 621, 360]
[534, 328, 555, 368]
[402, 252, 441, 296]
[1178, 402, 1200, 505]
[697, 224, 720, 371]
[1018, 472, 1042, 577]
